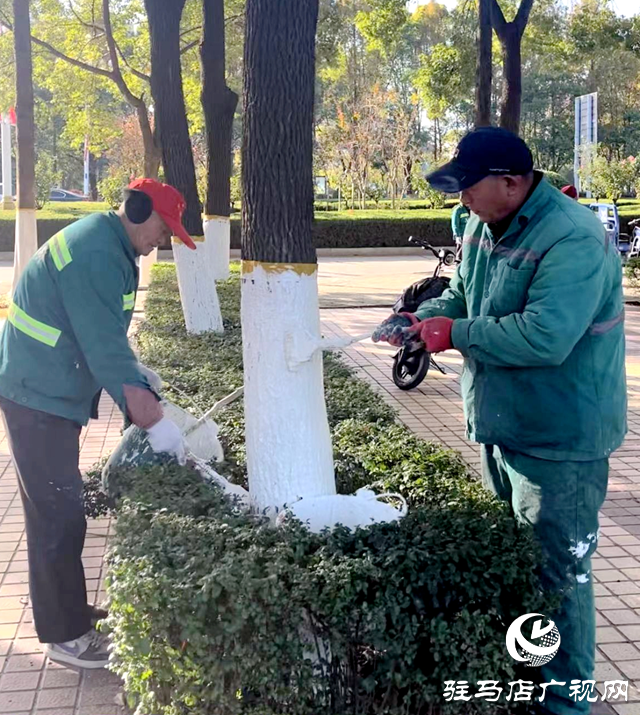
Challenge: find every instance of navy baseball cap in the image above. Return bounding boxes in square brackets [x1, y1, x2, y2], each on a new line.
[427, 127, 534, 193]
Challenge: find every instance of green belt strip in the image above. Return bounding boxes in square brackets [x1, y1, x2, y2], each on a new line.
[123, 292, 135, 311]
[8, 302, 61, 348]
[49, 231, 72, 272]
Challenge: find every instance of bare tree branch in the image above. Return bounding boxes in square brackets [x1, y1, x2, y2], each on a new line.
[69, 2, 105, 36]
[181, 39, 199, 55]
[113, 37, 150, 82]
[180, 25, 201, 38]
[101, 0, 141, 106]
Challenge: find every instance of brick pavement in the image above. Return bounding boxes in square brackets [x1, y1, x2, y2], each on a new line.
[321, 304, 640, 715]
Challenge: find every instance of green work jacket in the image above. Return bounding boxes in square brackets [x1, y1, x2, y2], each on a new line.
[416, 177, 626, 461]
[0, 211, 150, 425]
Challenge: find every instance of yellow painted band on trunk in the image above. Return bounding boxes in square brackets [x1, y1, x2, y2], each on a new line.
[202, 214, 231, 222]
[172, 235, 205, 244]
[242, 260, 317, 276]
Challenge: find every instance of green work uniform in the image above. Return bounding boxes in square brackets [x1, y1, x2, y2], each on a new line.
[416, 175, 627, 714]
[0, 211, 150, 424]
[451, 202, 470, 241]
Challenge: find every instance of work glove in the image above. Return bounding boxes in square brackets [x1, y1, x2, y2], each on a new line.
[146, 417, 187, 465]
[406, 317, 454, 353]
[138, 364, 163, 394]
[371, 314, 414, 345]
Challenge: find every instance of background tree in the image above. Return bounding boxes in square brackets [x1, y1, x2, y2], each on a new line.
[0, 0, 162, 178]
[144, 0, 202, 235]
[12, 0, 38, 292]
[489, 0, 535, 134]
[200, 0, 239, 277]
[475, 0, 492, 126]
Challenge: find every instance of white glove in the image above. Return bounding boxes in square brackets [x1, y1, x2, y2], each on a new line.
[146, 418, 187, 465]
[138, 364, 163, 393]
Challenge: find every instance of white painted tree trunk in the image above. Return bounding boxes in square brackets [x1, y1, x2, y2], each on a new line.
[241, 260, 335, 512]
[173, 237, 223, 334]
[203, 215, 230, 280]
[11, 208, 37, 293]
[1, 116, 13, 210]
[139, 247, 158, 289]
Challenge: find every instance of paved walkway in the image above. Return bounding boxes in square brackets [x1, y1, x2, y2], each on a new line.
[0, 256, 638, 713]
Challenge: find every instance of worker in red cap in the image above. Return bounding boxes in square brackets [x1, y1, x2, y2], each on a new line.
[0, 178, 196, 670]
[561, 184, 579, 200]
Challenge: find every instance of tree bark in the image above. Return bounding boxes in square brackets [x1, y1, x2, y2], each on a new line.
[144, 0, 203, 235]
[199, 0, 239, 281]
[241, 0, 317, 263]
[12, 0, 38, 293]
[489, 0, 534, 135]
[475, 0, 492, 127]
[14, 0, 36, 212]
[200, 0, 238, 217]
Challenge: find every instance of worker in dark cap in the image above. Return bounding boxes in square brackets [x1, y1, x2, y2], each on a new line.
[373, 127, 626, 715]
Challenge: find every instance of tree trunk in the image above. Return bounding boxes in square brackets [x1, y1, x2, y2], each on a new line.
[144, 0, 202, 235]
[241, 0, 335, 512]
[200, 0, 239, 280]
[137, 102, 161, 179]
[498, 23, 522, 134]
[489, 0, 534, 136]
[12, 0, 37, 293]
[475, 0, 492, 127]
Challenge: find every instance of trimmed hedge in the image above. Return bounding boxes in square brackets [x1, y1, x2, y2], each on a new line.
[0, 213, 453, 251]
[97, 263, 556, 715]
[231, 216, 454, 249]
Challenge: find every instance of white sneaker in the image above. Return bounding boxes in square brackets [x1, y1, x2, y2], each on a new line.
[43, 628, 110, 669]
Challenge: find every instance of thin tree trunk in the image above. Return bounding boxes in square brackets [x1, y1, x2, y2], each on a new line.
[498, 24, 522, 133]
[12, 0, 37, 292]
[489, 0, 534, 135]
[144, 0, 202, 235]
[137, 102, 161, 179]
[201, 0, 238, 217]
[14, 2, 35, 212]
[475, 0, 492, 127]
[200, 0, 239, 280]
[241, 0, 335, 511]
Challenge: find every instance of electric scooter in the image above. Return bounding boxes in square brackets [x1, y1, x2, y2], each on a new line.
[391, 237, 458, 390]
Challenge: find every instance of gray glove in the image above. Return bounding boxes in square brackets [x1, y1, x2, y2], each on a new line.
[371, 314, 413, 343]
[138, 364, 163, 393]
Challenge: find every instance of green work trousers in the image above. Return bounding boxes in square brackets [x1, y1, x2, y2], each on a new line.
[481, 445, 609, 715]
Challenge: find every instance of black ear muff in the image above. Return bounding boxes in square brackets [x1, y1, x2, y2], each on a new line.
[124, 189, 153, 224]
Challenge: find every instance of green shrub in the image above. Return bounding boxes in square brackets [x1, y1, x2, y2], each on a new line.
[625, 256, 640, 290]
[101, 263, 553, 714]
[107, 463, 548, 715]
[229, 216, 454, 250]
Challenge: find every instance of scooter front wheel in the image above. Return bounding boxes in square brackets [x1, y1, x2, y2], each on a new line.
[392, 347, 430, 390]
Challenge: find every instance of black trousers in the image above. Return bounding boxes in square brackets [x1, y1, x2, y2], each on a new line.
[0, 397, 91, 643]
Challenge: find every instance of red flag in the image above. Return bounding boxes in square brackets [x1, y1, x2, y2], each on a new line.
[8, 107, 16, 125]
